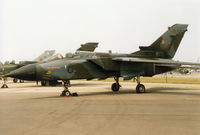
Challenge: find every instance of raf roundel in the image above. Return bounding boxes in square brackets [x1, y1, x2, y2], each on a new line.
[161, 39, 165, 45]
[67, 67, 73, 73]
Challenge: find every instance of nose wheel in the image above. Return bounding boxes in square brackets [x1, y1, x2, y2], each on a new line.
[135, 76, 146, 93]
[60, 89, 71, 96]
[60, 80, 78, 97]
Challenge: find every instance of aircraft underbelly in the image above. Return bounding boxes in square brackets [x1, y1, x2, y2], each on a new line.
[120, 62, 155, 80]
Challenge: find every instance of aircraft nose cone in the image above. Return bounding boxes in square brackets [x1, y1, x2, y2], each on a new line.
[5, 64, 36, 81]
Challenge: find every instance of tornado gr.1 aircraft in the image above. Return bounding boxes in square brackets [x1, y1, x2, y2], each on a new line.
[1, 43, 98, 87]
[0, 50, 56, 87]
[40, 42, 99, 86]
[0, 50, 55, 77]
[5, 24, 200, 96]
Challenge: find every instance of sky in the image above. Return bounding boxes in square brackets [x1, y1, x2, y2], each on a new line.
[1, 0, 200, 63]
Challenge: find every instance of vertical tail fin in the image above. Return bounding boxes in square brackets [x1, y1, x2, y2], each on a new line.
[76, 42, 98, 52]
[133, 24, 188, 59]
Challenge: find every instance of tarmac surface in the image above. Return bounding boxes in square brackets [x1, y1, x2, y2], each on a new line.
[1, 80, 200, 135]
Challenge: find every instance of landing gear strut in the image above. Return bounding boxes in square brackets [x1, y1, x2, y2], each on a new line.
[135, 76, 145, 93]
[111, 76, 121, 92]
[41, 81, 47, 86]
[1, 77, 8, 88]
[60, 80, 78, 97]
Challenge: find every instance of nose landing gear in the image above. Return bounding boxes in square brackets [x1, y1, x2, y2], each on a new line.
[60, 80, 78, 97]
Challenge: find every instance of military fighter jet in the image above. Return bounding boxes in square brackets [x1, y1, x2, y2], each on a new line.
[40, 42, 98, 86]
[0, 50, 56, 77]
[1, 43, 98, 87]
[5, 24, 200, 96]
[0, 50, 55, 88]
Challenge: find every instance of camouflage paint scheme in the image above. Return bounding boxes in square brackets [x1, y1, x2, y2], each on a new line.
[1, 43, 100, 86]
[0, 63, 20, 76]
[0, 50, 56, 77]
[77, 42, 98, 52]
[7, 24, 199, 83]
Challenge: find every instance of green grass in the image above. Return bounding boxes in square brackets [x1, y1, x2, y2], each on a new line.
[100, 77, 200, 84]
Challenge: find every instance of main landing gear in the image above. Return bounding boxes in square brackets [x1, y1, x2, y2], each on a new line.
[1, 77, 8, 88]
[135, 76, 146, 93]
[13, 78, 24, 83]
[111, 77, 121, 92]
[110, 76, 146, 93]
[13, 78, 18, 83]
[60, 80, 78, 97]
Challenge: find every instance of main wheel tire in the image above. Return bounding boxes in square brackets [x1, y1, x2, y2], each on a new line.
[19, 80, 24, 83]
[111, 83, 120, 92]
[65, 91, 71, 96]
[13, 78, 18, 83]
[136, 84, 146, 93]
[41, 81, 47, 86]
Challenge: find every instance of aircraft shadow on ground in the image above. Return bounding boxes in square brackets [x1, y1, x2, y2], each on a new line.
[29, 90, 136, 100]
[27, 86, 200, 100]
[78, 90, 135, 97]
[104, 86, 200, 96]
